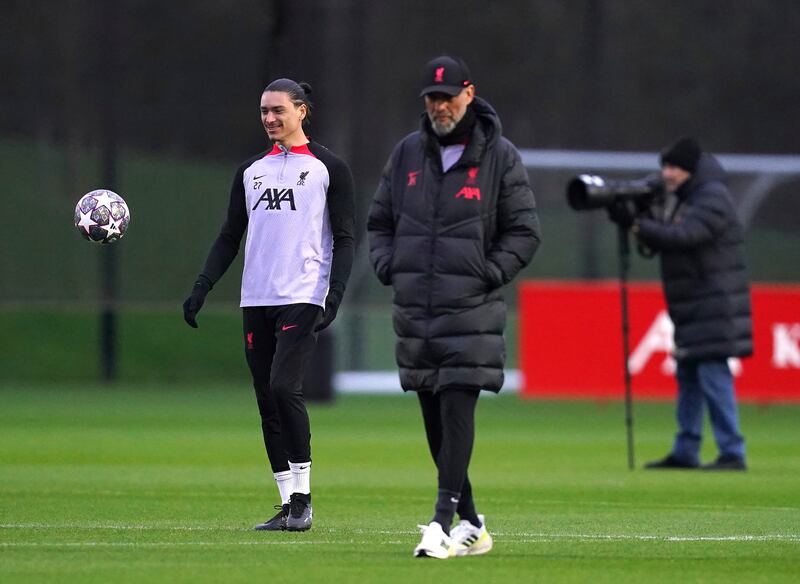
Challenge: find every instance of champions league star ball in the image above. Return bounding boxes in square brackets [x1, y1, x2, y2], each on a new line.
[74, 189, 131, 244]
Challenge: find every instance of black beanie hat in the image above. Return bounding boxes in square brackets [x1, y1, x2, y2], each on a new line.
[660, 137, 701, 173]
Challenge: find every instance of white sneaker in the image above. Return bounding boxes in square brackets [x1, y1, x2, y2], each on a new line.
[449, 514, 493, 556]
[413, 521, 452, 559]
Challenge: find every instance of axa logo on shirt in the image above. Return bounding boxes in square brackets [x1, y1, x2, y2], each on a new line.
[252, 188, 297, 211]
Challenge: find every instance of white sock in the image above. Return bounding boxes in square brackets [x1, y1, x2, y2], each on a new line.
[273, 470, 293, 505]
[288, 461, 311, 495]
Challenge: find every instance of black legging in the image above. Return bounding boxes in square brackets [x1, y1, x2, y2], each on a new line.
[243, 304, 321, 471]
[417, 387, 481, 523]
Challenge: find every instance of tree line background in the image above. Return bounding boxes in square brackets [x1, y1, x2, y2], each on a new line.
[1, 0, 799, 381]
[3, 0, 799, 300]
[3, 0, 798, 187]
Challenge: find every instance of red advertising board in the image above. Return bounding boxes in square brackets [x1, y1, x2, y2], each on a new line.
[519, 281, 800, 402]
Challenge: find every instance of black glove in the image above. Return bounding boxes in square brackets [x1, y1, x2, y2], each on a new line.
[182, 276, 212, 328]
[315, 287, 343, 332]
[607, 199, 636, 228]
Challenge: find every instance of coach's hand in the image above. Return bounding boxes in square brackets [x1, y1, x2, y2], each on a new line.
[315, 287, 343, 332]
[183, 276, 212, 328]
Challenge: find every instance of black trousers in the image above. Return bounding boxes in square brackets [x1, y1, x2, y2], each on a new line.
[417, 388, 480, 516]
[243, 304, 321, 472]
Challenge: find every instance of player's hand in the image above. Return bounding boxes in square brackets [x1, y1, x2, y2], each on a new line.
[183, 277, 212, 328]
[315, 288, 343, 332]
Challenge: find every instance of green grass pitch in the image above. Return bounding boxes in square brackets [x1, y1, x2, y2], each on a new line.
[1, 385, 798, 583]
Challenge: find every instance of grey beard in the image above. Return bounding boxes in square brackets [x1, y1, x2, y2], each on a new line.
[428, 115, 457, 137]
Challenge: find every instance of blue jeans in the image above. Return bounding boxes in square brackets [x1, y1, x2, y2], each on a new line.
[671, 359, 746, 464]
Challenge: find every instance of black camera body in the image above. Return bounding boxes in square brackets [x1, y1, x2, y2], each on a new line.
[567, 173, 664, 211]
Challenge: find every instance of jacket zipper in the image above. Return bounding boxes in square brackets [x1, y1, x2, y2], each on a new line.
[279, 146, 289, 183]
[427, 164, 443, 326]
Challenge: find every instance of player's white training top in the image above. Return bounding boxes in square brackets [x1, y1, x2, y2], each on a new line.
[199, 141, 355, 308]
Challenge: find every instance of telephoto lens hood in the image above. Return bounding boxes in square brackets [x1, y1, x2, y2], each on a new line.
[567, 173, 664, 211]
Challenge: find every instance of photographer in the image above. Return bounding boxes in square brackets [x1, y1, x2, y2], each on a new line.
[611, 137, 752, 471]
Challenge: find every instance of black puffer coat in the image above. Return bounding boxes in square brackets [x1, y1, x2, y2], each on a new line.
[367, 97, 541, 392]
[636, 154, 753, 362]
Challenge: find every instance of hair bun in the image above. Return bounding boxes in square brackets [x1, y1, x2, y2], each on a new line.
[298, 82, 312, 96]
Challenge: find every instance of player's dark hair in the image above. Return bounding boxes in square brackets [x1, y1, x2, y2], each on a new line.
[263, 78, 313, 126]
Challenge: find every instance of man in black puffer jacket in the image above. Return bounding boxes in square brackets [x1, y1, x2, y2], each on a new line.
[368, 56, 540, 558]
[628, 137, 752, 472]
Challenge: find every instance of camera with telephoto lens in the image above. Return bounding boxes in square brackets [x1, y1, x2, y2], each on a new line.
[566, 173, 664, 211]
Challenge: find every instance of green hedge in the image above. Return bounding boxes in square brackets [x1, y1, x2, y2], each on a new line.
[0, 306, 520, 384]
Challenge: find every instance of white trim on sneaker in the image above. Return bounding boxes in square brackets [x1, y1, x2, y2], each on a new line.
[413, 521, 452, 559]
[449, 514, 493, 556]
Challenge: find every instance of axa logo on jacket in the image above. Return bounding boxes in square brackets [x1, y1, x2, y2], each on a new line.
[455, 186, 481, 200]
[455, 167, 482, 200]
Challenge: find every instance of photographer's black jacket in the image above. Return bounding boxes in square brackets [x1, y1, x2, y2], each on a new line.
[367, 97, 541, 392]
[636, 154, 753, 362]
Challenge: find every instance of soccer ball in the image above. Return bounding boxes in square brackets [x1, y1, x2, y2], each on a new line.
[74, 189, 131, 244]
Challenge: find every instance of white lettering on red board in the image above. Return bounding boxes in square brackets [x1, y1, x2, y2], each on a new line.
[629, 310, 742, 376]
[772, 323, 800, 369]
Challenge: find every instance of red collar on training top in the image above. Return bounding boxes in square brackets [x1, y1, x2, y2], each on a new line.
[266, 143, 315, 157]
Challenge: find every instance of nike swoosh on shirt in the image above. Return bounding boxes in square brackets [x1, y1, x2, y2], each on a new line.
[253, 174, 266, 180]
[281, 324, 298, 331]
